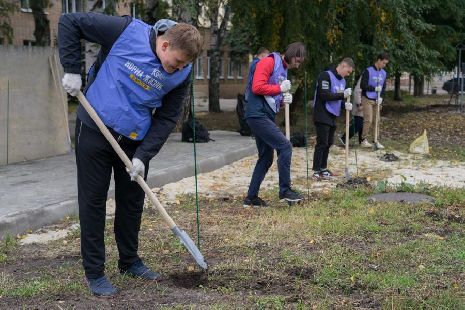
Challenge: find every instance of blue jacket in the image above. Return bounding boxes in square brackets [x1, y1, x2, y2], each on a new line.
[58, 13, 191, 163]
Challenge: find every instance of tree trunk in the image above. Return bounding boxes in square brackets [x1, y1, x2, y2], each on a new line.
[30, 0, 50, 46]
[413, 75, 424, 96]
[208, 3, 230, 113]
[177, 80, 193, 131]
[172, 0, 200, 126]
[394, 70, 402, 101]
[289, 80, 303, 126]
[208, 4, 221, 113]
[208, 48, 221, 112]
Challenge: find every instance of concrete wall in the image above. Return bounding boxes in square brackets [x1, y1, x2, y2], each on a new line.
[0, 46, 71, 165]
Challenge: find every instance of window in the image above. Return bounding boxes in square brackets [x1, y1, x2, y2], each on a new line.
[21, 0, 32, 12]
[227, 58, 234, 79]
[62, 0, 82, 13]
[23, 40, 36, 47]
[236, 61, 243, 79]
[207, 57, 210, 79]
[195, 58, 203, 79]
[219, 58, 224, 79]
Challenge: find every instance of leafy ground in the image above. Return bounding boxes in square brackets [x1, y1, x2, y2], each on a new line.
[1, 95, 464, 309]
[197, 94, 465, 162]
[1, 183, 464, 309]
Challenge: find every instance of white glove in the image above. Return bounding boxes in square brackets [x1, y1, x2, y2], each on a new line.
[343, 88, 352, 98]
[280, 80, 291, 93]
[283, 93, 293, 104]
[62, 73, 82, 96]
[128, 158, 145, 181]
[376, 97, 383, 105]
[375, 85, 382, 92]
[345, 101, 353, 111]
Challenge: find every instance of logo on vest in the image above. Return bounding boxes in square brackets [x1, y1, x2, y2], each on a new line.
[372, 75, 384, 84]
[129, 132, 138, 140]
[334, 85, 345, 93]
[125, 61, 164, 91]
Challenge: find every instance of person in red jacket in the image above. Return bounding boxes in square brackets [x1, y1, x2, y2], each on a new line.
[243, 42, 306, 207]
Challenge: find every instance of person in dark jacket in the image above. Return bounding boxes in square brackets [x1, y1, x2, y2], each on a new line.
[58, 12, 202, 297]
[312, 58, 354, 181]
[359, 52, 389, 149]
[243, 42, 306, 207]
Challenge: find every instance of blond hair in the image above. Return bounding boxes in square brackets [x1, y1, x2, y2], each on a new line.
[164, 23, 203, 60]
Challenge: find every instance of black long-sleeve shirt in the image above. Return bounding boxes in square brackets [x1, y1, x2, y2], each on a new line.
[58, 13, 191, 164]
[313, 68, 345, 126]
[360, 65, 386, 98]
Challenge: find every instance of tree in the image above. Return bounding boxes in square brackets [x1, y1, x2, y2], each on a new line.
[30, 0, 51, 46]
[133, 0, 170, 24]
[0, 0, 18, 44]
[171, 0, 202, 124]
[206, 1, 230, 112]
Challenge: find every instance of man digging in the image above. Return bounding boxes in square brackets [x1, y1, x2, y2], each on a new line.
[58, 12, 202, 297]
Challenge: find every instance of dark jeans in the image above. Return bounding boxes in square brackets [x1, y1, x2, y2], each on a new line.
[313, 122, 336, 171]
[75, 118, 147, 279]
[341, 116, 364, 144]
[246, 117, 292, 197]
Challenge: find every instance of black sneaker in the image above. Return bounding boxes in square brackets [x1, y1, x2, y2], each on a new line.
[120, 260, 160, 281]
[243, 196, 268, 208]
[279, 189, 304, 203]
[312, 171, 322, 181]
[86, 276, 117, 297]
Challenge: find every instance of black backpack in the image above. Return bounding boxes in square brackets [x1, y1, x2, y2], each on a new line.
[290, 132, 307, 147]
[236, 93, 252, 136]
[181, 118, 213, 143]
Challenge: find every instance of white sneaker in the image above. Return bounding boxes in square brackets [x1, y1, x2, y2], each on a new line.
[375, 141, 385, 149]
[361, 139, 372, 148]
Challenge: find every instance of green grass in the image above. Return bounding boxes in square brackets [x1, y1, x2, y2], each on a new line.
[1, 184, 464, 308]
[0, 235, 18, 263]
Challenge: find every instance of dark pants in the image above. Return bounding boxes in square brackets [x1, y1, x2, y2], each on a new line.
[313, 122, 336, 171]
[246, 117, 292, 197]
[75, 118, 147, 279]
[341, 116, 364, 144]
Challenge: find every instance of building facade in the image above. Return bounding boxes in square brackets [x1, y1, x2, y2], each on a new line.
[2, 0, 248, 99]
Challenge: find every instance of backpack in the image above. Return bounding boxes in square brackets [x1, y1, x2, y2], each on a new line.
[181, 118, 213, 143]
[290, 132, 307, 147]
[236, 93, 252, 136]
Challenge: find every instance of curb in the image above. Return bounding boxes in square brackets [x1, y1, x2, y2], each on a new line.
[0, 142, 256, 239]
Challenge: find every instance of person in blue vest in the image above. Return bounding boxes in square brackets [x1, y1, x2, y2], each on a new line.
[238, 48, 270, 136]
[312, 58, 354, 181]
[360, 52, 390, 149]
[243, 42, 306, 207]
[58, 13, 202, 297]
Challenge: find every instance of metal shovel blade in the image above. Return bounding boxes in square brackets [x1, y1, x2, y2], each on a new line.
[172, 226, 208, 270]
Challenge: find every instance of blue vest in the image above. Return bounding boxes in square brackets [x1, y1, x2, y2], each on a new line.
[366, 67, 386, 100]
[85, 19, 191, 140]
[266, 52, 287, 113]
[244, 57, 261, 101]
[325, 70, 346, 116]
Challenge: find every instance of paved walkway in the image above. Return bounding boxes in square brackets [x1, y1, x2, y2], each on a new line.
[0, 131, 256, 239]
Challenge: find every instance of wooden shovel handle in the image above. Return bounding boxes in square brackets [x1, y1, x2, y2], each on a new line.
[76, 91, 176, 229]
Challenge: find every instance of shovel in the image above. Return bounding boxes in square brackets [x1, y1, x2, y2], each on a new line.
[374, 89, 381, 150]
[285, 94, 290, 140]
[344, 95, 351, 180]
[76, 91, 208, 270]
